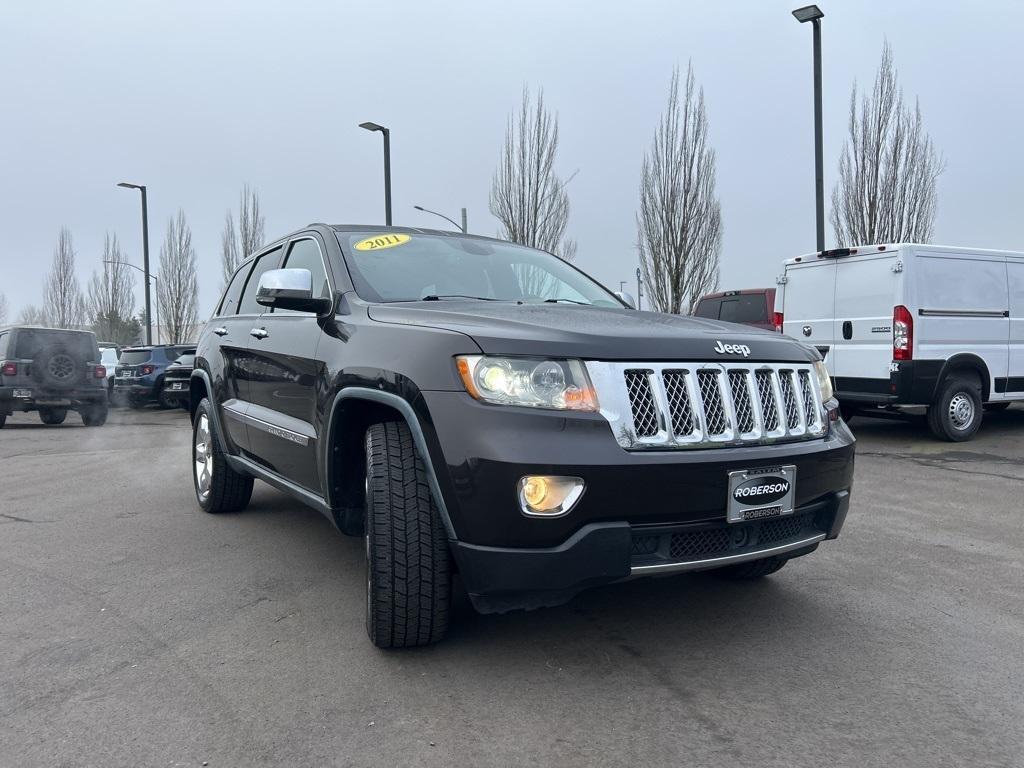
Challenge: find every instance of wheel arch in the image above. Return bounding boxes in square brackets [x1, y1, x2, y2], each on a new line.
[937, 353, 991, 402]
[324, 388, 456, 539]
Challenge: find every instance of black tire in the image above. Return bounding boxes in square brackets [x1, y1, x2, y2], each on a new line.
[984, 402, 1011, 412]
[192, 398, 253, 513]
[33, 347, 84, 387]
[0, 414, 6, 429]
[364, 421, 451, 648]
[81, 404, 108, 427]
[927, 373, 983, 442]
[39, 407, 68, 425]
[712, 555, 788, 580]
[156, 384, 176, 410]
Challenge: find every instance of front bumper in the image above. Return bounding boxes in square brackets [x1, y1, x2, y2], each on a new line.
[420, 391, 855, 612]
[455, 491, 849, 613]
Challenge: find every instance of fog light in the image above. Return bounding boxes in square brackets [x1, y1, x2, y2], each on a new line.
[517, 475, 585, 517]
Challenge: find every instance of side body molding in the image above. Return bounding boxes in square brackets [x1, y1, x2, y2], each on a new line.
[325, 388, 458, 540]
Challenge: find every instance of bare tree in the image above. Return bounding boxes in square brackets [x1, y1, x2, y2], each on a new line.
[0, 293, 8, 327]
[43, 227, 86, 328]
[18, 304, 50, 326]
[87, 233, 138, 345]
[158, 210, 199, 344]
[221, 184, 265, 287]
[490, 87, 576, 295]
[637, 64, 722, 315]
[831, 42, 944, 246]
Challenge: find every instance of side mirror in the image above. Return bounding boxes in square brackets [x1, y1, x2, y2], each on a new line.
[615, 291, 636, 309]
[256, 268, 333, 314]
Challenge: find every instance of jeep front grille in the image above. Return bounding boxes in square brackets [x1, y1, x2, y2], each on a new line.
[584, 361, 827, 450]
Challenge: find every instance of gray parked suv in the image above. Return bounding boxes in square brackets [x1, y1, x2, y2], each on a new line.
[0, 326, 109, 427]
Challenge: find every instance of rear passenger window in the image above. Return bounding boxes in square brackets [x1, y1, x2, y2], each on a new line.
[0, 332, 7, 358]
[238, 248, 282, 315]
[218, 265, 248, 316]
[694, 299, 721, 319]
[278, 238, 331, 313]
[720, 295, 768, 324]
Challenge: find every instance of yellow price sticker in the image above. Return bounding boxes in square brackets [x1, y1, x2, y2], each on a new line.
[354, 233, 411, 251]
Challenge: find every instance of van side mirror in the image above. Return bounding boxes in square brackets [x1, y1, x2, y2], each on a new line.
[256, 268, 333, 314]
[615, 291, 636, 309]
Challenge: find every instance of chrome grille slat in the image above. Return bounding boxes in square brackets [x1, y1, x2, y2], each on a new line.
[586, 361, 830, 450]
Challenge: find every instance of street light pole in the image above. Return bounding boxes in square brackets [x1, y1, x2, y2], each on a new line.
[413, 204, 466, 233]
[635, 267, 643, 311]
[117, 182, 153, 343]
[105, 261, 159, 344]
[359, 122, 392, 225]
[793, 5, 825, 252]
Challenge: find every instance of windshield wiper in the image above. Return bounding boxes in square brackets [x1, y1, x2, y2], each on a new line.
[543, 298, 590, 305]
[420, 294, 499, 302]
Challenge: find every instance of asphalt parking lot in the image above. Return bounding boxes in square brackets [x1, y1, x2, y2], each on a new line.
[1, 406, 1022, 768]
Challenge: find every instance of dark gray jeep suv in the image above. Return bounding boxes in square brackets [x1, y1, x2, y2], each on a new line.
[189, 225, 856, 648]
[0, 326, 109, 427]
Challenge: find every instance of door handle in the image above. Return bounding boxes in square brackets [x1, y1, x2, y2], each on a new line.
[250, 327, 269, 340]
[842, 321, 853, 340]
[213, 327, 228, 336]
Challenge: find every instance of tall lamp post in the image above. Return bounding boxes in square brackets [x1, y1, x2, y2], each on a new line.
[635, 266, 643, 311]
[413, 204, 467, 233]
[359, 122, 392, 225]
[116, 182, 153, 343]
[104, 261, 160, 344]
[792, 5, 825, 252]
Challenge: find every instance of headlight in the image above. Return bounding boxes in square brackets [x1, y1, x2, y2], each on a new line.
[456, 355, 599, 411]
[813, 360, 834, 402]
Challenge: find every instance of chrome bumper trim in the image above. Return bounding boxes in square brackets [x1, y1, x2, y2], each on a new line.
[629, 533, 827, 576]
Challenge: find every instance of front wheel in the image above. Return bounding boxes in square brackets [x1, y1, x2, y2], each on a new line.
[927, 374, 982, 442]
[364, 421, 451, 648]
[39, 407, 68, 425]
[192, 398, 253, 513]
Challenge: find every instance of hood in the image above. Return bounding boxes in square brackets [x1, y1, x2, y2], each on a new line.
[367, 302, 818, 363]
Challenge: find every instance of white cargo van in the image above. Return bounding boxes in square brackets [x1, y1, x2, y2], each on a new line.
[775, 244, 1023, 441]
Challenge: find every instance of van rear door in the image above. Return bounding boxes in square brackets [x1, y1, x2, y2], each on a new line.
[781, 259, 837, 370]
[832, 251, 901, 392]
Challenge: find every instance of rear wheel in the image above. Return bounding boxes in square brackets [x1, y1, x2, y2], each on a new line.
[192, 398, 253, 513]
[39, 407, 68, 425]
[927, 373, 983, 442]
[364, 421, 451, 648]
[712, 556, 788, 580]
[156, 385, 176, 410]
[81, 404, 108, 427]
[128, 395, 146, 410]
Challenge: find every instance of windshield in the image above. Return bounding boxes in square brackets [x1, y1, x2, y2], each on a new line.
[337, 231, 621, 307]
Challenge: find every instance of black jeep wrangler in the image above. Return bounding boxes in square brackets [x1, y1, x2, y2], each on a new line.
[190, 225, 855, 648]
[0, 326, 109, 427]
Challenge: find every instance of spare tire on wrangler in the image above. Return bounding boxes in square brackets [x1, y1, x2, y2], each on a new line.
[33, 346, 84, 387]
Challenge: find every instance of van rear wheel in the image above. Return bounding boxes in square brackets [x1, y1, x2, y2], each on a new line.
[927, 373, 982, 442]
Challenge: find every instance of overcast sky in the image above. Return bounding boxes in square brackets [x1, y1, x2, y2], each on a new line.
[2, 0, 1022, 322]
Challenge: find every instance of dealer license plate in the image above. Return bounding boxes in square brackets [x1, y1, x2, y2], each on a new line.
[168, 382, 185, 390]
[13, 389, 32, 398]
[727, 465, 796, 523]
